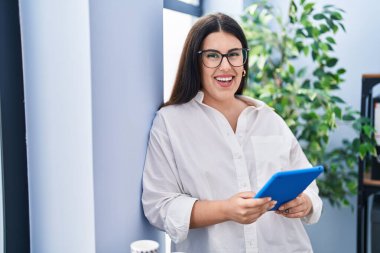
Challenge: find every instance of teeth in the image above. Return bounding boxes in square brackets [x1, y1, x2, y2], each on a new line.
[215, 77, 233, 82]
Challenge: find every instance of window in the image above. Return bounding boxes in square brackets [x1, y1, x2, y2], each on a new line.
[0, 1, 30, 252]
[164, 0, 202, 101]
[163, 3, 201, 251]
[163, 9, 198, 101]
[164, 0, 203, 17]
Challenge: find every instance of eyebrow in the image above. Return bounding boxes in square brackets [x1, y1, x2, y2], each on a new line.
[201, 48, 242, 53]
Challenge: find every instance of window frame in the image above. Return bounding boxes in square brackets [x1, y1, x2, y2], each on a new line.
[164, 0, 203, 17]
[0, 1, 31, 253]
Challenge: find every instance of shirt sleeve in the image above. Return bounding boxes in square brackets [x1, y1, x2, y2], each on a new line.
[288, 133, 323, 225]
[142, 113, 198, 243]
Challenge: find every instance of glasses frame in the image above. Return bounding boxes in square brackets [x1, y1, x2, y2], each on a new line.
[197, 48, 249, 68]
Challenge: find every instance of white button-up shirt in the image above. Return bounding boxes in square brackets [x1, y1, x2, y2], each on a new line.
[142, 91, 322, 253]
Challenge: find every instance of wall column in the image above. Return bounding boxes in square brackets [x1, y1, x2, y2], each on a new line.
[20, 0, 164, 252]
[19, 1, 96, 252]
[89, 1, 164, 252]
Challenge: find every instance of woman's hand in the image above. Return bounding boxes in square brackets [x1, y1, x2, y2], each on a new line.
[275, 193, 312, 218]
[223, 192, 276, 224]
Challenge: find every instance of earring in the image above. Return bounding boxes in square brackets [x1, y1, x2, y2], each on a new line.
[242, 70, 246, 77]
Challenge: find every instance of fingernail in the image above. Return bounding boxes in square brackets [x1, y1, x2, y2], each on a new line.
[267, 197, 272, 201]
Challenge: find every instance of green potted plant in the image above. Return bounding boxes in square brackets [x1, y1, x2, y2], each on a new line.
[241, 0, 377, 208]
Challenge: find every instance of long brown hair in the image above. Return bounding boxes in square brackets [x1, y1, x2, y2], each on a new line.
[163, 13, 249, 107]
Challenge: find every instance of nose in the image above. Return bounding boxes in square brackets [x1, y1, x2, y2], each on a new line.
[219, 56, 232, 71]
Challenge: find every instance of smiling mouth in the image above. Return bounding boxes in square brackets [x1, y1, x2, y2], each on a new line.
[214, 76, 234, 87]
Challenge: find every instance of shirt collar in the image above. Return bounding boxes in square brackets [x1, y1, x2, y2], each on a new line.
[194, 91, 205, 103]
[193, 91, 267, 110]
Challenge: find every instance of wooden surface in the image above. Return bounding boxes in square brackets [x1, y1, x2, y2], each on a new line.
[363, 178, 380, 186]
[363, 74, 380, 79]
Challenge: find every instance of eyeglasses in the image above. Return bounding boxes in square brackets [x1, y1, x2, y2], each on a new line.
[197, 48, 249, 68]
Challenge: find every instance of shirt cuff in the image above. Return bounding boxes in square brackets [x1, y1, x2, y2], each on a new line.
[301, 187, 323, 224]
[164, 195, 198, 243]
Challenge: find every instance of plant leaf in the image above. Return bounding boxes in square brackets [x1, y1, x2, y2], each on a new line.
[326, 37, 336, 44]
[313, 14, 326, 20]
[331, 11, 343, 20]
[337, 68, 346, 75]
[327, 58, 338, 67]
[241, 1, 376, 209]
[331, 96, 345, 103]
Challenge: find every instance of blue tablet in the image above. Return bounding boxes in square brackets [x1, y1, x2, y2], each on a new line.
[254, 166, 324, 211]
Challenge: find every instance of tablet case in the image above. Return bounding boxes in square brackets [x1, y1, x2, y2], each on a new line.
[254, 166, 324, 210]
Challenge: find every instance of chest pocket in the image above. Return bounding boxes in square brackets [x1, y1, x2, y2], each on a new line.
[251, 135, 291, 189]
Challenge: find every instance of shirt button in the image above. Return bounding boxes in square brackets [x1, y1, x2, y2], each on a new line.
[233, 153, 242, 159]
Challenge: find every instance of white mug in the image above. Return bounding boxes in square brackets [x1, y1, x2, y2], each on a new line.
[130, 240, 159, 253]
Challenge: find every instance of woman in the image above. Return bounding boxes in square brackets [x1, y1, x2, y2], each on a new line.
[142, 13, 322, 253]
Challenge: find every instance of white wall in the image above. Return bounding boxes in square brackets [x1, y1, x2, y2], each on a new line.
[19, 1, 96, 252]
[19, 1, 164, 252]
[89, 1, 164, 252]
[327, 0, 380, 110]
[203, 0, 244, 18]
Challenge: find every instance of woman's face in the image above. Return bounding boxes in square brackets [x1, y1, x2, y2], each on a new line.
[199, 31, 244, 105]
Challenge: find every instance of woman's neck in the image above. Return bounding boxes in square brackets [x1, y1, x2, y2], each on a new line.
[203, 95, 244, 114]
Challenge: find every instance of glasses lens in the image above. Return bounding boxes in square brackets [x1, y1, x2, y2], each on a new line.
[201, 51, 222, 68]
[200, 49, 248, 68]
[227, 49, 247, 67]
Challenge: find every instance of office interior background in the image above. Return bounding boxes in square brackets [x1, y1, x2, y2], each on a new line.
[1, 0, 380, 252]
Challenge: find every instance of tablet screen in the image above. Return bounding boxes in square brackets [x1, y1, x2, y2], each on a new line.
[254, 166, 324, 210]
